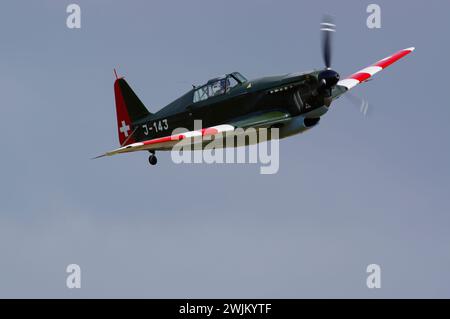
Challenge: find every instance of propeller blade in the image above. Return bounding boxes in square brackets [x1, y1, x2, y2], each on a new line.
[320, 16, 335, 69]
[344, 92, 372, 118]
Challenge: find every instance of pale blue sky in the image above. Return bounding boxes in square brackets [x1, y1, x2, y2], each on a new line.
[0, 0, 449, 298]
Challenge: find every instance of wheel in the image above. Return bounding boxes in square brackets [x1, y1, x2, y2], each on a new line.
[148, 155, 157, 166]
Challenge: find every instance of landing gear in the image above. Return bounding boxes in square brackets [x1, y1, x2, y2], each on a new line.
[148, 151, 157, 166]
[148, 155, 157, 165]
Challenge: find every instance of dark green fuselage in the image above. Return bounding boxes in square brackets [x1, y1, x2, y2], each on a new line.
[131, 70, 344, 141]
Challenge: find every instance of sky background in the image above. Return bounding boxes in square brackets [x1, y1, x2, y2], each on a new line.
[0, 0, 449, 298]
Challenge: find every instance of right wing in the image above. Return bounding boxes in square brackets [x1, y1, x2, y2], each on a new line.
[334, 47, 415, 99]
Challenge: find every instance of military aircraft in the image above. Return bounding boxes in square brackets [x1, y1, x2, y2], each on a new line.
[96, 19, 414, 165]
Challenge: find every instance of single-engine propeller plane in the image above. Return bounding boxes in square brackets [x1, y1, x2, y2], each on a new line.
[96, 18, 414, 166]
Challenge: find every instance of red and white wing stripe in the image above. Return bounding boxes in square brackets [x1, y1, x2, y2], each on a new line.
[337, 47, 415, 90]
[97, 124, 235, 157]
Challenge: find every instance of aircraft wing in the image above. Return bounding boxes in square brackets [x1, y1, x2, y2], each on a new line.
[228, 110, 291, 129]
[333, 47, 415, 99]
[95, 124, 236, 157]
[95, 110, 292, 158]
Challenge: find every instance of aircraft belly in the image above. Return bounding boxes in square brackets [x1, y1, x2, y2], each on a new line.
[303, 105, 329, 118]
[278, 115, 318, 139]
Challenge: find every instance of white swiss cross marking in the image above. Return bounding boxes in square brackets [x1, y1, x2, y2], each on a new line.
[119, 120, 131, 137]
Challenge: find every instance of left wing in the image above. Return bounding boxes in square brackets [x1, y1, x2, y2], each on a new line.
[334, 47, 415, 98]
[95, 124, 235, 158]
[95, 110, 292, 158]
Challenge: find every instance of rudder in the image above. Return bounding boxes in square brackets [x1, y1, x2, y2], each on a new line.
[114, 77, 151, 146]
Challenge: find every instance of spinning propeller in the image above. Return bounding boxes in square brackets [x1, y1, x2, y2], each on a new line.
[318, 16, 373, 116]
[318, 16, 340, 105]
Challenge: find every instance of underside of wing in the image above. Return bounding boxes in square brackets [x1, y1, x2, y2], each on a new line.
[95, 124, 236, 157]
[95, 110, 292, 158]
[333, 47, 415, 99]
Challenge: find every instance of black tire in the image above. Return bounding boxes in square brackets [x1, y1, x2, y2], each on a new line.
[148, 155, 157, 166]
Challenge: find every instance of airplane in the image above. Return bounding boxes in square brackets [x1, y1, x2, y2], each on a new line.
[96, 18, 414, 166]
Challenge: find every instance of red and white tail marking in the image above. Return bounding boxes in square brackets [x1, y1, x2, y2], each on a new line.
[114, 79, 135, 146]
[338, 47, 415, 90]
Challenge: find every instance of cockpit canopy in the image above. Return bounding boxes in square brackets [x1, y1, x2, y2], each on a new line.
[193, 72, 247, 103]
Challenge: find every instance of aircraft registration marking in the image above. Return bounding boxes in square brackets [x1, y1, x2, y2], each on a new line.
[142, 119, 169, 135]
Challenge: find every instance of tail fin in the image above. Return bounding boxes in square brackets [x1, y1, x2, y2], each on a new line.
[114, 77, 151, 146]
